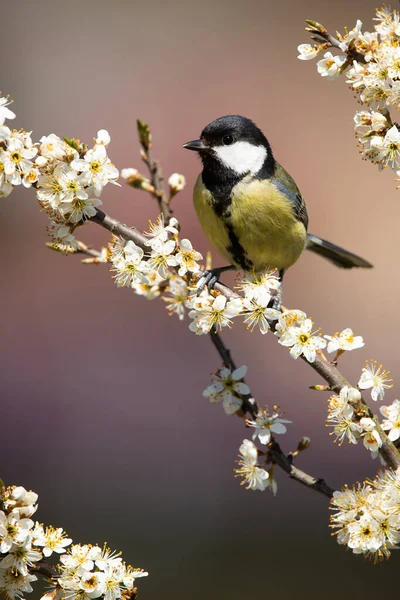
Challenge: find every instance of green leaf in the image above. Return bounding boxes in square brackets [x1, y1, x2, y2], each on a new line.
[305, 19, 326, 34]
[137, 119, 152, 150]
[63, 137, 81, 152]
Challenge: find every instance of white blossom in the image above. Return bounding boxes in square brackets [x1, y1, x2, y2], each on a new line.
[297, 43, 321, 60]
[247, 407, 291, 445]
[174, 238, 202, 277]
[163, 275, 188, 320]
[111, 241, 148, 288]
[358, 360, 393, 402]
[0, 96, 16, 125]
[317, 52, 347, 80]
[0, 568, 37, 599]
[70, 143, 119, 196]
[0, 511, 33, 553]
[2, 487, 38, 518]
[242, 297, 280, 334]
[0, 540, 42, 575]
[380, 399, 400, 441]
[62, 195, 102, 223]
[234, 440, 269, 491]
[48, 221, 80, 253]
[143, 215, 179, 248]
[33, 525, 72, 557]
[95, 129, 111, 147]
[147, 239, 178, 278]
[188, 293, 243, 335]
[203, 365, 249, 415]
[39, 134, 67, 160]
[274, 309, 307, 337]
[236, 269, 280, 305]
[278, 318, 326, 362]
[324, 328, 364, 353]
[338, 20, 363, 52]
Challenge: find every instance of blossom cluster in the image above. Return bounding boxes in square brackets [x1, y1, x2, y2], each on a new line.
[327, 359, 394, 452]
[108, 214, 202, 304]
[330, 468, 400, 561]
[0, 484, 147, 599]
[188, 270, 283, 336]
[0, 94, 120, 251]
[298, 7, 400, 182]
[50, 544, 148, 600]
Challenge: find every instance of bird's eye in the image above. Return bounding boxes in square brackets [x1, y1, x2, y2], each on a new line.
[222, 134, 233, 146]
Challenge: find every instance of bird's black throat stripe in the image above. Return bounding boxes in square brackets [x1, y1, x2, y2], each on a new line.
[201, 159, 252, 270]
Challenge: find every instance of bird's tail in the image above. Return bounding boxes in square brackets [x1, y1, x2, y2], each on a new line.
[305, 233, 373, 269]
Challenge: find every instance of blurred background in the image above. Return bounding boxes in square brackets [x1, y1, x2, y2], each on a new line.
[1, 0, 399, 597]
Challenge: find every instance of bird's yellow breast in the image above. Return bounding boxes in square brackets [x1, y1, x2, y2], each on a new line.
[193, 175, 307, 272]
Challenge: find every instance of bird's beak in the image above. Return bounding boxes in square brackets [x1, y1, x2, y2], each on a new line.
[183, 139, 207, 152]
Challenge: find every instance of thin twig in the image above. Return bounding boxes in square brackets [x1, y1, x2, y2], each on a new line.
[210, 328, 333, 493]
[268, 440, 334, 498]
[310, 27, 367, 64]
[76, 243, 102, 259]
[210, 327, 258, 417]
[140, 142, 171, 221]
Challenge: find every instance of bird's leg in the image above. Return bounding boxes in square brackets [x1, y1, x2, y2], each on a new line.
[269, 268, 285, 311]
[196, 265, 236, 293]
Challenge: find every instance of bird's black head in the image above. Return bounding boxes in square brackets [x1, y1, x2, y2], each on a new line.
[183, 115, 275, 178]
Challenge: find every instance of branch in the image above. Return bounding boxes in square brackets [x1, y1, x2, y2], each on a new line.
[87, 207, 400, 471]
[210, 327, 335, 496]
[307, 22, 367, 64]
[306, 352, 400, 471]
[268, 440, 334, 498]
[210, 327, 257, 418]
[77, 242, 103, 259]
[137, 122, 171, 221]
[32, 561, 58, 580]
[91, 209, 148, 247]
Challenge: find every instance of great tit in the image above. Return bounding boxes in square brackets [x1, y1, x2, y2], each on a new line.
[183, 115, 372, 297]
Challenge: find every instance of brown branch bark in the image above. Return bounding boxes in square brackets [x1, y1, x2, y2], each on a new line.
[268, 440, 334, 498]
[32, 561, 58, 579]
[77, 243, 102, 258]
[91, 209, 148, 248]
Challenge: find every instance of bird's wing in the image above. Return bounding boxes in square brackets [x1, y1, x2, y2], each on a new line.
[271, 163, 309, 231]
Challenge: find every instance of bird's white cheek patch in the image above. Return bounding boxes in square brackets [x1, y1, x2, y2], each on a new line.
[214, 142, 267, 175]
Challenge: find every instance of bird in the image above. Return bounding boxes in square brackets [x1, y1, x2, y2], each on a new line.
[183, 115, 372, 305]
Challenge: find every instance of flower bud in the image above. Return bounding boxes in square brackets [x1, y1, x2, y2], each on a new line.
[291, 436, 311, 457]
[121, 168, 155, 193]
[168, 173, 186, 195]
[309, 385, 329, 391]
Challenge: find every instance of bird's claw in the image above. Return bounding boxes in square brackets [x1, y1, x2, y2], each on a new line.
[269, 288, 283, 312]
[196, 268, 223, 294]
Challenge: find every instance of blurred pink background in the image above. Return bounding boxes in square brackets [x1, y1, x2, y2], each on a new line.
[1, 0, 399, 597]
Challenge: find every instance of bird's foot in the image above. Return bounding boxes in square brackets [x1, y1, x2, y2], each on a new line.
[196, 267, 227, 294]
[268, 288, 283, 312]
